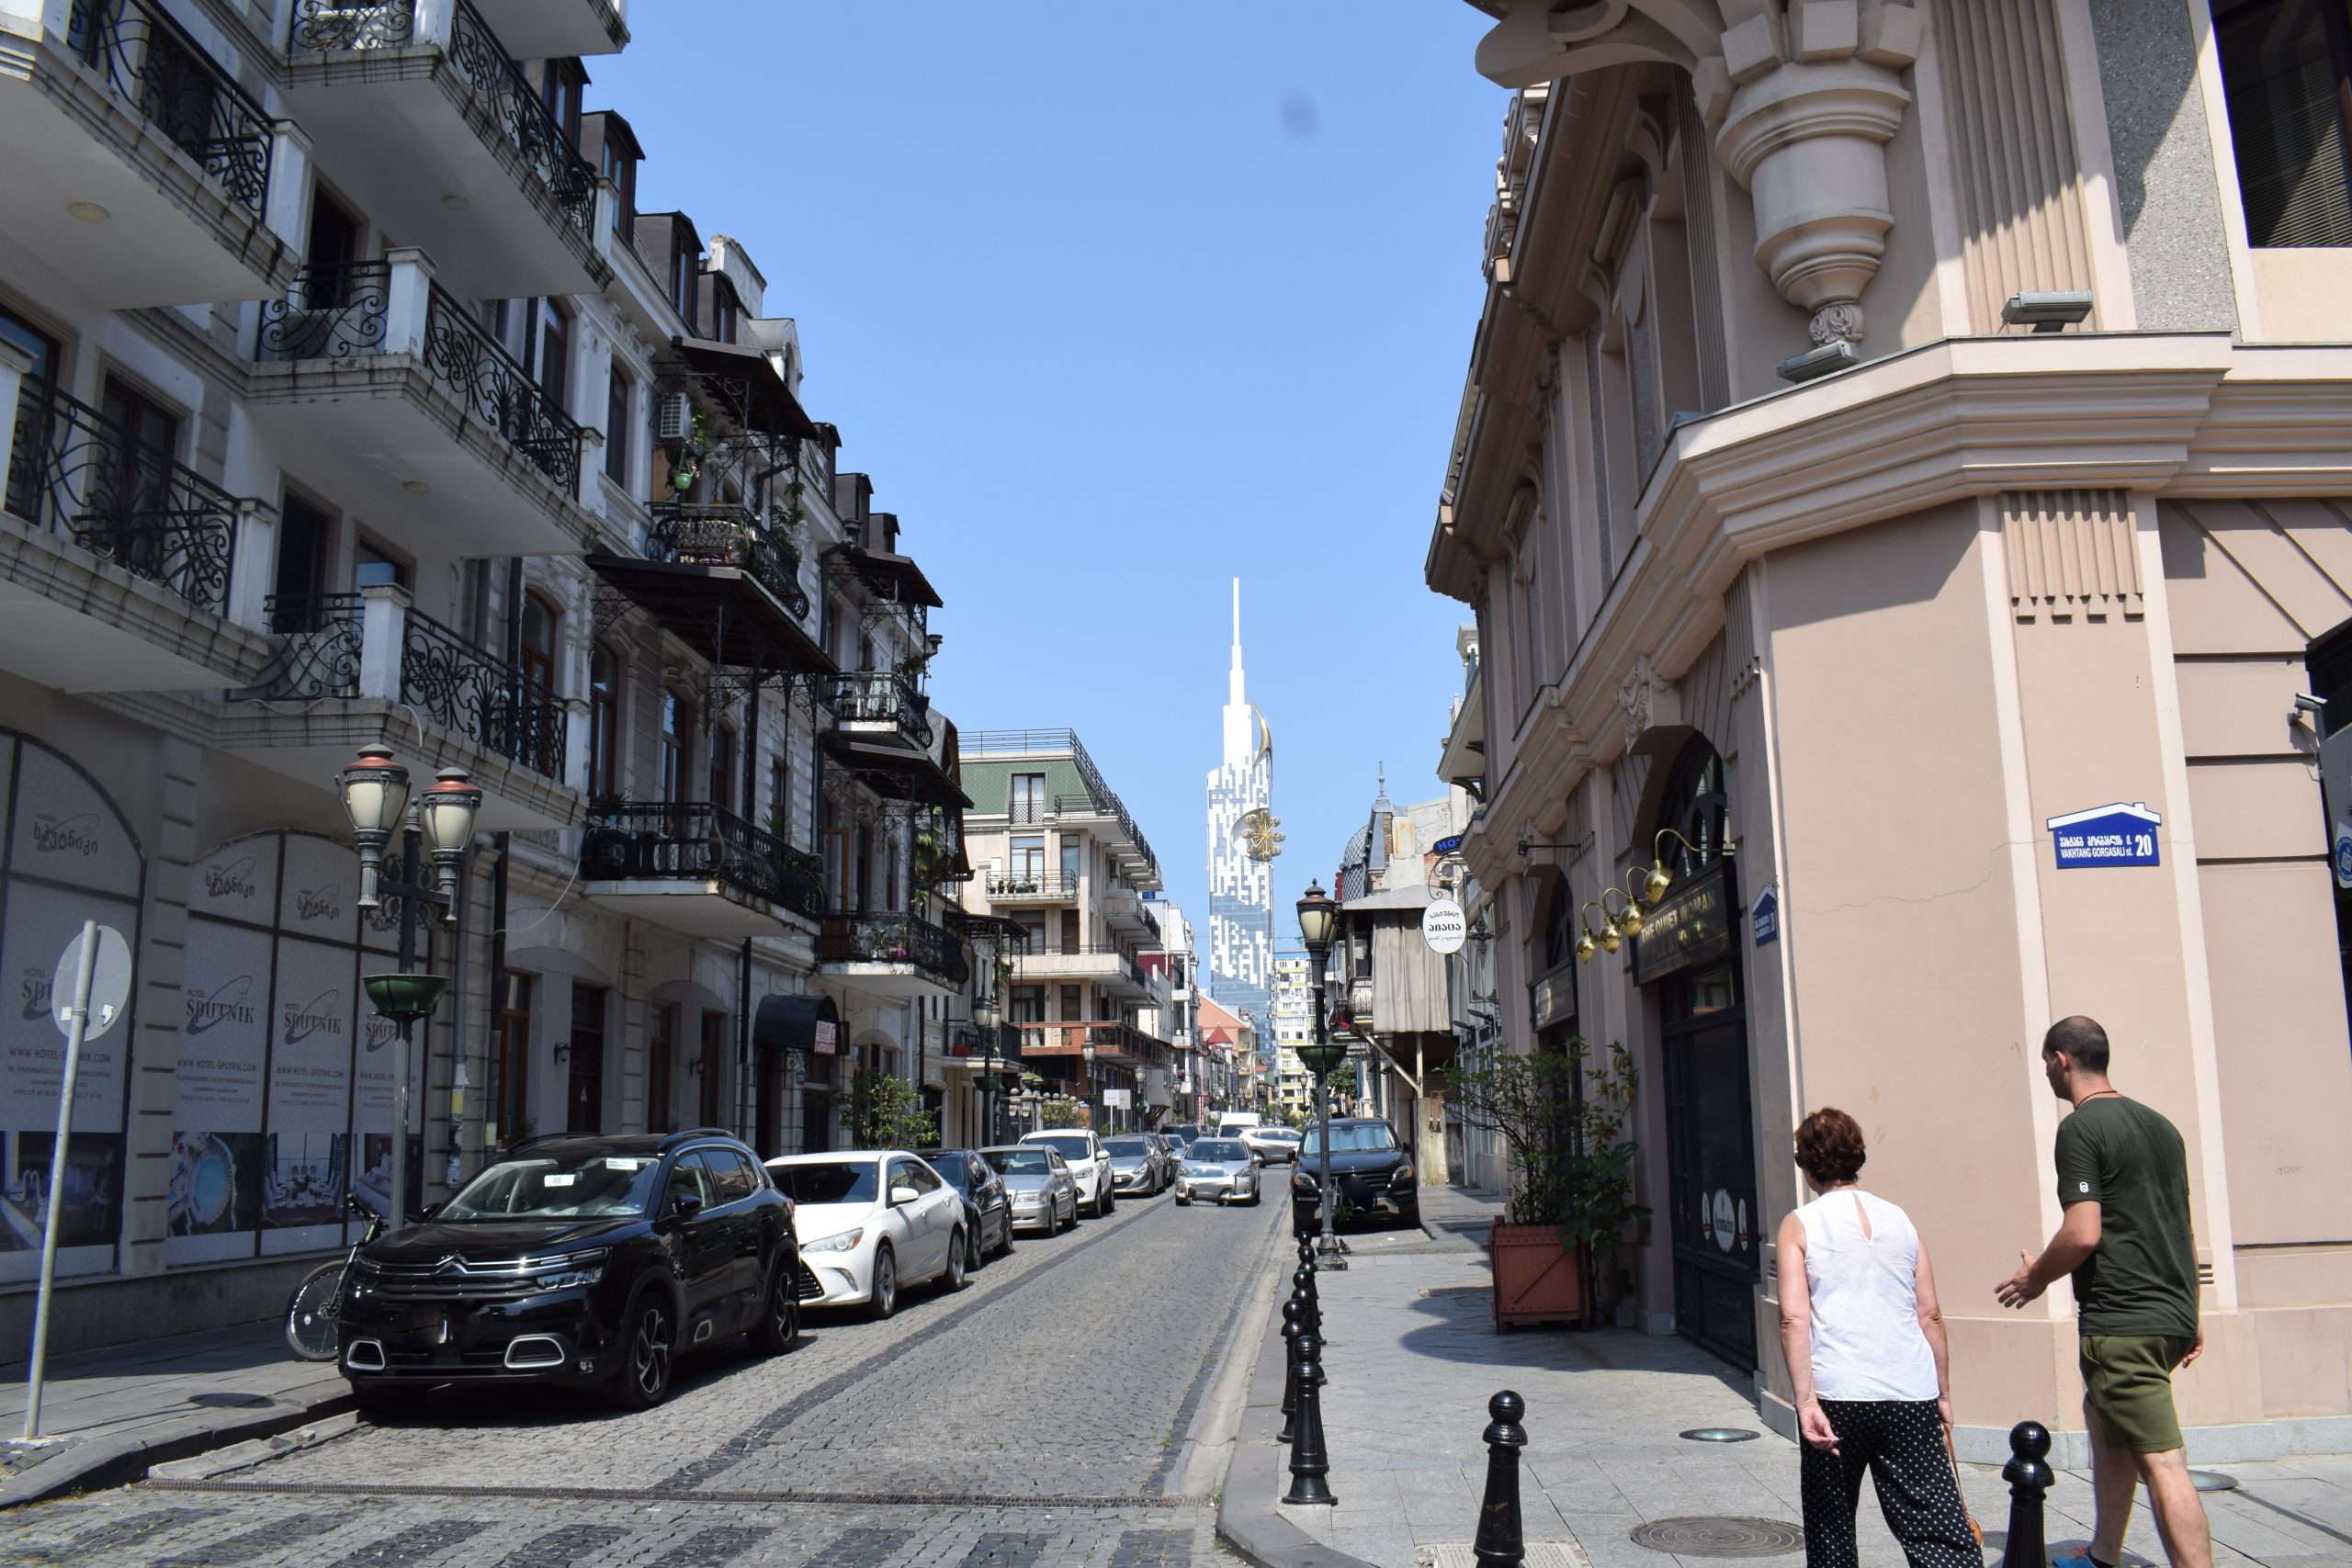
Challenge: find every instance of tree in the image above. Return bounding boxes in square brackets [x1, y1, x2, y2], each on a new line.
[846, 1066, 937, 1149]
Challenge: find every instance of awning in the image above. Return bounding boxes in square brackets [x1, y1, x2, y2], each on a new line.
[824, 735, 972, 808]
[753, 992, 839, 1055]
[670, 335, 821, 441]
[832, 545, 944, 609]
[588, 551, 833, 675]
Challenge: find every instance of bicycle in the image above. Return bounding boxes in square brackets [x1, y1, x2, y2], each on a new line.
[284, 1193, 385, 1361]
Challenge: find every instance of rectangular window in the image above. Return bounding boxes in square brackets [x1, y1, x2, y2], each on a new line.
[1010, 985, 1045, 1023]
[823, 827, 850, 908]
[2215, 0, 2352, 245]
[707, 724, 733, 815]
[1012, 912, 1045, 953]
[272, 492, 330, 631]
[605, 367, 631, 484]
[660, 692, 692, 805]
[1011, 833, 1046, 880]
[1059, 838, 1080, 883]
[1060, 984, 1083, 1021]
[1010, 773, 1045, 825]
[353, 537, 408, 590]
[1058, 909, 1080, 953]
[535, 299, 571, 412]
[769, 756, 790, 839]
[588, 645, 620, 797]
[0, 302, 61, 384]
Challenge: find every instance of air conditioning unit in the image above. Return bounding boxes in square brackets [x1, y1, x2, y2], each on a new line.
[654, 391, 692, 444]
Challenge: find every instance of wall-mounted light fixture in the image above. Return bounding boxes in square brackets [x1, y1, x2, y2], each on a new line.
[2001, 290, 2093, 333]
[552, 1041, 571, 1066]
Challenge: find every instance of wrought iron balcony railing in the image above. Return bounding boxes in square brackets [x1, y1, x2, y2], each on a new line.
[820, 910, 968, 987]
[647, 503, 808, 620]
[70, 0, 273, 217]
[250, 591, 566, 780]
[582, 799, 823, 920]
[985, 871, 1079, 901]
[257, 262, 584, 498]
[288, 0, 598, 239]
[820, 671, 933, 748]
[5, 380, 238, 614]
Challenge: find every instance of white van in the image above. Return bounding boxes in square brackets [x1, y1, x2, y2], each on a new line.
[1215, 1112, 1262, 1135]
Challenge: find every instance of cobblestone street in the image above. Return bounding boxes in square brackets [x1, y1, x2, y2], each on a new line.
[0, 1190, 1283, 1566]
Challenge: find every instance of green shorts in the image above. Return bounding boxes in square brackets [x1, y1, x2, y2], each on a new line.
[2080, 1333, 2195, 1454]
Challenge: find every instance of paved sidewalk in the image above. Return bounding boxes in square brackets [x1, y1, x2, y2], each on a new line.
[1221, 1185, 2352, 1568]
[0, 1316, 350, 1506]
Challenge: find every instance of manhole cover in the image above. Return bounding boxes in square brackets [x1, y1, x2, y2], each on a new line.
[2190, 1470, 2239, 1493]
[1630, 1517, 1804, 1557]
[1679, 1427, 1760, 1442]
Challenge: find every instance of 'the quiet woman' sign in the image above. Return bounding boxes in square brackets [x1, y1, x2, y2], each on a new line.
[2046, 801, 2162, 869]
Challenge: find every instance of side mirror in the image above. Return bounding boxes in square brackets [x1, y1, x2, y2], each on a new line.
[888, 1185, 920, 1207]
[669, 1191, 704, 1224]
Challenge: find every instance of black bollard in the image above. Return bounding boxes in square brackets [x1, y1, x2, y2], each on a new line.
[1998, 1420, 2053, 1568]
[1295, 1260, 1321, 1337]
[1278, 1296, 1303, 1445]
[1283, 1320, 1336, 1505]
[1474, 1391, 1528, 1568]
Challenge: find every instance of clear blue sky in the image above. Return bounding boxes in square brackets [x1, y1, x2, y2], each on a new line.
[594, 4, 1501, 954]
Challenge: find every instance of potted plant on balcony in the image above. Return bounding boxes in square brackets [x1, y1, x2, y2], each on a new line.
[1441, 1035, 1645, 1330]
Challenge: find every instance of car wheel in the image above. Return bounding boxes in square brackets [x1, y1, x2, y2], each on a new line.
[606, 1284, 677, 1410]
[1102, 1179, 1116, 1214]
[352, 1382, 423, 1417]
[942, 1228, 969, 1292]
[867, 1244, 899, 1320]
[994, 1209, 1015, 1258]
[1175, 1190, 1191, 1206]
[750, 1261, 800, 1356]
[965, 1223, 984, 1275]
[1059, 1195, 1075, 1233]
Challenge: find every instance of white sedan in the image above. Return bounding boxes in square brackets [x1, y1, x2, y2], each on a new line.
[765, 1151, 968, 1319]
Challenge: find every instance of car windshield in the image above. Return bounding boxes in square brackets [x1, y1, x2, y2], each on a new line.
[985, 1148, 1051, 1175]
[1190, 1141, 1248, 1162]
[1032, 1134, 1093, 1161]
[439, 1150, 662, 1220]
[1301, 1123, 1398, 1156]
[1103, 1138, 1148, 1156]
[768, 1160, 880, 1204]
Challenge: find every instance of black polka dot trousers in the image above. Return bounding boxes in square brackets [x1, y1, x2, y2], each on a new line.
[1799, 1398, 1980, 1568]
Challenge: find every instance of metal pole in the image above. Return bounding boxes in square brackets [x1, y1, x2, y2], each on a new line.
[22, 919, 98, 1439]
[390, 823, 418, 1233]
[1312, 977, 1344, 1269]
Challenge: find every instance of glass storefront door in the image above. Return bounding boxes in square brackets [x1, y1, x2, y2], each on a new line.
[1662, 964, 1758, 1369]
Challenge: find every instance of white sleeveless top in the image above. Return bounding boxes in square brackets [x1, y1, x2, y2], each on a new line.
[1793, 1190, 1940, 1402]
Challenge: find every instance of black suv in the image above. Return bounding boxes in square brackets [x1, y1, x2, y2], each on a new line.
[1291, 1118, 1419, 1235]
[337, 1129, 798, 1412]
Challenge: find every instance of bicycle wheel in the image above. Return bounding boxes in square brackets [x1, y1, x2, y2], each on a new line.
[285, 1261, 345, 1361]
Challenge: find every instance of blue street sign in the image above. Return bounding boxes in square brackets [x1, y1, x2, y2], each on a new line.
[1751, 884, 1779, 947]
[1431, 834, 1464, 855]
[2046, 801, 2162, 869]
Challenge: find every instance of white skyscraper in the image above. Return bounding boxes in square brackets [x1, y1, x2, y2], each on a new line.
[1205, 580, 1274, 1029]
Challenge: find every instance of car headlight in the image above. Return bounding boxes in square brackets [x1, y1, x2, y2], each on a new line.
[1182, 1164, 1206, 1177]
[1293, 1171, 1317, 1191]
[531, 1263, 604, 1291]
[1392, 1159, 1415, 1185]
[803, 1227, 865, 1253]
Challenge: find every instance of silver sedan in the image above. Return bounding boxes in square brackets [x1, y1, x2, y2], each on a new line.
[979, 1145, 1078, 1234]
[1173, 1137, 1262, 1206]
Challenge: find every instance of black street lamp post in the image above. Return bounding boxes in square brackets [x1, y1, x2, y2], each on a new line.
[338, 748, 481, 1234]
[1295, 881, 1347, 1270]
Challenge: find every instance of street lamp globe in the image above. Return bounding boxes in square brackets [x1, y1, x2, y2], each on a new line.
[336, 748, 411, 908]
[417, 767, 482, 918]
[973, 996, 1000, 1034]
[1295, 880, 1336, 964]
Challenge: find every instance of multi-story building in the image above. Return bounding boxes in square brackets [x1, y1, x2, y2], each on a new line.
[1194, 995, 1263, 1114]
[1269, 953, 1314, 1119]
[1432, 0, 2352, 1453]
[0, 0, 969, 1352]
[1204, 580, 1272, 1029]
[957, 731, 1170, 1132]
[1148, 899, 1204, 1124]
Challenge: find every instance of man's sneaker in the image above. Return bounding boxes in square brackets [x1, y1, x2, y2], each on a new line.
[2051, 1551, 2119, 1568]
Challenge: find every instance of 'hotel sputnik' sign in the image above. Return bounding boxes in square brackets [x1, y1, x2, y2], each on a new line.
[2046, 802, 2162, 869]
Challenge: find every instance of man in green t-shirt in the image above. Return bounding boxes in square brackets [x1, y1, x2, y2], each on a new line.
[1996, 1017, 2210, 1568]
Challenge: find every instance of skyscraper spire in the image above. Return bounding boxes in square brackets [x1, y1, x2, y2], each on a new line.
[1222, 576, 1252, 762]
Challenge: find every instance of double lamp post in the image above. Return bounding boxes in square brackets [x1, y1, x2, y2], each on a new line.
[1293, 881, 1348, 1269]
[337, 746, 482, 1232]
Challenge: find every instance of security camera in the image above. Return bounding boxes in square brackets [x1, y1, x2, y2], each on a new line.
[2002, 291, 2094, 332]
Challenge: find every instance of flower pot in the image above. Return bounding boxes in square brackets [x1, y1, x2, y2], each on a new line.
[1488, 1220, 1589, 1330]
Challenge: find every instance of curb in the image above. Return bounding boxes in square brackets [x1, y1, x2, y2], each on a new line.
[1214, 1251, 1381, 1568]
[0, 1380, 355, 1510]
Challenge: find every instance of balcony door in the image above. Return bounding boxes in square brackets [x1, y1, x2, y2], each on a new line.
[661, 692, 693, 807]
[1010, 773, 1044, 825]
[1010, 834, 1045, 888]
[271, 493, 329, 633]
[495, 973, 534, 1143]
[95, 377, 177, 571]
[698, 1010, 726, 1124]
[567, 983, 606, 1134]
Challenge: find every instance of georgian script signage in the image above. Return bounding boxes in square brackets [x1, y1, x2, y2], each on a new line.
[1632, 860, 1736, 987]
[2046, 802, 2162, 869]
[1421, 897, 1466, 955]
[1530, 960, 1577, 1032]
[1751, 884, 1779, 948]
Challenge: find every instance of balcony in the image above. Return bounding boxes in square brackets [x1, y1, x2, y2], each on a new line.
[1101, 888, 1162, 942]
[0, 373, 275, 692]
[580, 800, 823, 939]
[1053, 795, 1159, 892]
[984, 871, 1079, 903]
[1012, 1021, 1170, 1066]
[0, 0, 304, 305]
[250, 254, 591, 558]
[283, 0, 609, 298]
[220, 585, 579, 829]
[819, 910, 967, 998]
[821, 671, 931, 750]
[1012, 945, 1161, 1004]
[588, 501, 825, 677]
[466, 0, 626, 59]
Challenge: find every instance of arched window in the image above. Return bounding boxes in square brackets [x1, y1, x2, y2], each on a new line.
[1657, 739, 1729, 875]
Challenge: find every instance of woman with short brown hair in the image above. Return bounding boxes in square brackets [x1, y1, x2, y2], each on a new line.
[1778, 1109, 1976, 1568]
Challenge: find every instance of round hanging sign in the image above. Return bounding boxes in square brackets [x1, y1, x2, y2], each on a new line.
[1421, 897, 1467, 955]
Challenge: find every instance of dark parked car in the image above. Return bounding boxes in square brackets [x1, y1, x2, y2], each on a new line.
[920, 1147, 1016, 1270]
[337, 1129, 798, 1413]
[1291, 1118, 1418, 1235]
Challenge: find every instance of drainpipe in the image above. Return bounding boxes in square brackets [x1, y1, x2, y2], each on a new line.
[738, 937, 753, 1143]
[483, 832, 511, 1145]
